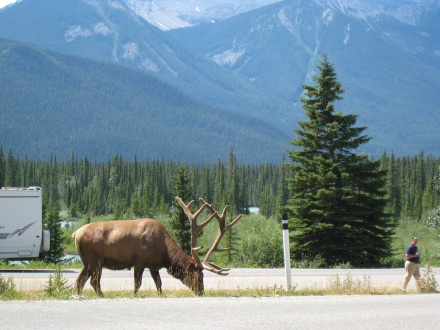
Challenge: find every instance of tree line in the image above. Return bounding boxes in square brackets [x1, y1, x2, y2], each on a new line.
[0, 145, 438, 224]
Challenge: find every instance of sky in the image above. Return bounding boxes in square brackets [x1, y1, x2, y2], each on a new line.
[0, 0, 17, 9]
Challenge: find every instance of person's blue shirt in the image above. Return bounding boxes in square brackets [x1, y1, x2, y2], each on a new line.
[406, 243, 419, 263]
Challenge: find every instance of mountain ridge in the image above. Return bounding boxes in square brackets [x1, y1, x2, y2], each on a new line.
[169, 0, 440, 156]
[0, 37, 289, 162]
[1, 0, 440, 160]
[0, 0, 292, 128]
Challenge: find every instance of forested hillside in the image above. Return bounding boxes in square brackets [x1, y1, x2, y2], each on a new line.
[0, 38, 289, 163]
[0, 0, 293, 134]
[0, 146, 438, 224]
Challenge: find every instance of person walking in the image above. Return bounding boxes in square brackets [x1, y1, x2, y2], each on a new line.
[402, 237, 420, 292]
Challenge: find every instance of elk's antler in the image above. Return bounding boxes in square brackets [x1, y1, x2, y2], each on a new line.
[175, 197, 242, 275]
[175, 197, 216, 268]
[199, 198, 242, 275]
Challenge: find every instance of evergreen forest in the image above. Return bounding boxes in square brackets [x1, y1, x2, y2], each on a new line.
[1, 145, 439, 268]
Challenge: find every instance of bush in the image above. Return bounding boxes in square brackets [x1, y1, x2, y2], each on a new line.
[44, 264, 72, 297]
[0, 274, 16, 296]
[418, 265, 439, 293]
[425, 208, 440, 228]
[233, 215, 284, 268]
[327, 273, 372, 294]
[295, 253, 326, 269]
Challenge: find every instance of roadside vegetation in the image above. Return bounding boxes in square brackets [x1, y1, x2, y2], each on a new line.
[1, 264, 437, 301]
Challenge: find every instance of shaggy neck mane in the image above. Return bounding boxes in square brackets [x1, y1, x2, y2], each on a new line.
[167, 264, 187, 281]
[165, 234, 191, 279]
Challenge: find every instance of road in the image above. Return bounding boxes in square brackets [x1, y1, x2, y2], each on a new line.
[2, 268, 440, 329]
[1, 294, 440, 329]
[4, 267, 437, 292]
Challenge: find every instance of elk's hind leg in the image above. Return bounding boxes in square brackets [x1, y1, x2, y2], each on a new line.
[150, 269, 162, 295]
[76, 264, 91, 295]
[89, 264, 104, 297]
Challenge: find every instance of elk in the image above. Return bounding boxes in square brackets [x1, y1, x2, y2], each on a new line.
[72, 197, 242, 296]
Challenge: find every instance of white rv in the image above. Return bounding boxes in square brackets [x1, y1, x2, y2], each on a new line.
[0, 187, 50, 259]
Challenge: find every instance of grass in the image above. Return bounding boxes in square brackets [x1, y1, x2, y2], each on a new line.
[1, 268, 437, 301]
[0, 285, 425, 301]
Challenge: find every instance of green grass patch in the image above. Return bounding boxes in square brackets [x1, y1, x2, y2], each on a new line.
[1, 269, 437, 301]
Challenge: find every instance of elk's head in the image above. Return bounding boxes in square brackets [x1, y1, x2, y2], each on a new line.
[175, 197, 242, 296]
[167, 260, 204, 296]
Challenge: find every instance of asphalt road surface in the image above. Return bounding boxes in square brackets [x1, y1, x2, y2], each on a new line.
[2, 268, 440, 329]
[1, 294, 440, 329]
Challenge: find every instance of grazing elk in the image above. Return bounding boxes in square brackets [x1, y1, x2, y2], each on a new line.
[72, 197, 242, 296]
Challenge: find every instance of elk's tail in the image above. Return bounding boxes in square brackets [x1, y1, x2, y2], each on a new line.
[72, 230, 84, 260]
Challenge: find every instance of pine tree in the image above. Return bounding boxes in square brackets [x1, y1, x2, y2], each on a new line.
[170, 166, 192, 255]
[382, 151, 400, 222]
[43, 201, 65, 264]
[286, 54, 394, 267]
[5, 149, 18, 187]
[226, 147, 239, 214]
[276, 153, 289, 220]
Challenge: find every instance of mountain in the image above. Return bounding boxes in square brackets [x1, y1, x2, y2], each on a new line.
[0, 38, 289, 162]
[1, 0, 440, 159]
[0, 0, 292, 129]
[169, 0, 440, 156]
[123, 0, 284, 30]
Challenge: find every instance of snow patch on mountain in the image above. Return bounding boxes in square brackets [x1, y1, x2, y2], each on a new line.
[64, 22, 112, 42]
[141, 58, 159, 72]
[64, 26, 92, 41]
[0, 0, 18, 9]
[94, 22, 112, 36]
[278, 8, 295, 34]
[321, 0, 440, 25]
[322, 9, 334, 25]
[108, 0, 126, 11]
[121, 42, 140, 61]
[120, 0, 440, 30]
[123, 0, 284, 30]
[343, 24, 350, 45]
[211, 38, 246, 66]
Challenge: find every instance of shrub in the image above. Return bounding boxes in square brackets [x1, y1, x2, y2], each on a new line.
[0, 274, 16, 296]
[44, 264, 72, 297]
[418, 265, 439, 293]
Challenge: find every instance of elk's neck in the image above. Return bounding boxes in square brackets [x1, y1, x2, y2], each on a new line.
[165, 235, 192, 267]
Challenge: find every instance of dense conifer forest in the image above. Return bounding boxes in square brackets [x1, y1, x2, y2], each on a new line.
[0, 146, 438, 224]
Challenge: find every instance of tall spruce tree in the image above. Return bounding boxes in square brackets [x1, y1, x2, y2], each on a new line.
[43, 201, 65, 264]
[170, 165, 192, 255]
[286, 54, 394, 267]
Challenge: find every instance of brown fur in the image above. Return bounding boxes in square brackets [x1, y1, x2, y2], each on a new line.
[72, 219, 204, 296]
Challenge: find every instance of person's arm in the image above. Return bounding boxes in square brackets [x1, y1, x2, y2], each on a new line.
[406, 251, 419, 259]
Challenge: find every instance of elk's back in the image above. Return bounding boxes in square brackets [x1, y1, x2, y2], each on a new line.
[73, 219, 172, 269]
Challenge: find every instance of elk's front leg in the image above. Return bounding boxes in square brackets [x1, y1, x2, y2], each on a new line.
[149, 269, 162, 295]
[133, 266, 145, 295]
